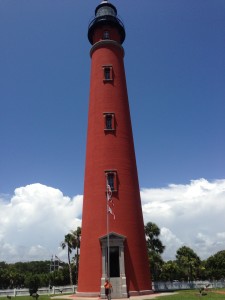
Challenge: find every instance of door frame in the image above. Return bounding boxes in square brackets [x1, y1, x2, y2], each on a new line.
[99, 232, 128, 298]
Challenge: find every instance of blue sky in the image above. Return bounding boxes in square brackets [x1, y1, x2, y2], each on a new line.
[0, 0, 225, 262]
[1, 0, 224, 197]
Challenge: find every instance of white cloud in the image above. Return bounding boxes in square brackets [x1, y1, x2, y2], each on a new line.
[160, 227, 183, 259]
[141, 178, 225, 260]
[0, 183, 82, 263]
[0, 178, 225, 263]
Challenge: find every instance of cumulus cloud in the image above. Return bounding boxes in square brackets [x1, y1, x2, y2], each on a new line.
[0, 183, 82, 262]
[141, 178, 225, 260]
[0, 178, 225, 262]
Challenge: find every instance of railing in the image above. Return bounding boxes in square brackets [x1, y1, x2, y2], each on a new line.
[1, 281, 225, 297]
[153, 280, 225, 291]
[0, 286, 76, 298]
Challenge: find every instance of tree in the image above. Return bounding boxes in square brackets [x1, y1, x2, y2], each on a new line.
[0, 260, 72, 288]
[61, 233, 74, 285]
[144, 222, 165, 280]
[161, 260, 179, 281]
[24, 274, 40, 295]
[71, 226, 81, 284]
[205, 250, 225, 280]
[176, 246, 201, 281]
[61, 226, 81, 286]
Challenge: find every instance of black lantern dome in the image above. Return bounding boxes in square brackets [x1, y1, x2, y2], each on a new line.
[88, 1, 126, 45]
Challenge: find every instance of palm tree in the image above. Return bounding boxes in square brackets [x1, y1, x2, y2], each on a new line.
[71, 227, 81, 284]
[144, 222, 165, 280]
[61, 227, 81, 286]
[61, 233, 75, 286]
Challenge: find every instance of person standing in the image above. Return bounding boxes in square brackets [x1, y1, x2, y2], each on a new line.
[104, 279, 112, 300]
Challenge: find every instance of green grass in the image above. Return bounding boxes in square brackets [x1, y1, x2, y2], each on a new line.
[0, 291, 75, 300]
[148, 289, 225, 300]
[0, 297, 48, 300]
[1, 290, 225, 300]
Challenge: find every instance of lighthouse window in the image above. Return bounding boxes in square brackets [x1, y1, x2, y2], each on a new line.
[103, 66, 113, 82]
[108, 173, 114, 191]
[103, 113, 115, 131]
[106, 115, 112, 129]
[105, 170, 118, 192]
[104, 68, 111, 80]
[103, 31, 110, 40]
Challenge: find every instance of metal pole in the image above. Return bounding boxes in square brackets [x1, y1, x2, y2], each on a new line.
[107, 195, 110, 280]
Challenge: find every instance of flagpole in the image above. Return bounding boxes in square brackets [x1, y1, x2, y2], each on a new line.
[106, 182, 114, 282]
[106, 180, 112, 280]
[107, 197, 110, 280]
[106, 185, 110, 281]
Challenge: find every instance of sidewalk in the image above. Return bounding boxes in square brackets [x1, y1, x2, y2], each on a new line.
[51, 292, 175, 300]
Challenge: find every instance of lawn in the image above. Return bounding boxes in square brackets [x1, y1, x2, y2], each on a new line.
[154, 289, 225, 300]
[0, 296, 56, 300]
[1, 290, 225, 300]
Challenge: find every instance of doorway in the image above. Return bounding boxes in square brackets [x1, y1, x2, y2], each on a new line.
[99, 232, 127, 298]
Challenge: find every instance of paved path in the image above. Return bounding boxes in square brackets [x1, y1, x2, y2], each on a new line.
[51, 292, 175, 300]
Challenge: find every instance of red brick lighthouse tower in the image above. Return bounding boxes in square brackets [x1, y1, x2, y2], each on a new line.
[77, 1, 152, 298]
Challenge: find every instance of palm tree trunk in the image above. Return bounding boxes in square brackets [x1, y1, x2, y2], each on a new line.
[68, 249, 73, 286]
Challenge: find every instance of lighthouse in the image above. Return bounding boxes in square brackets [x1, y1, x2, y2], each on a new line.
[77, 1, 152, 298]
